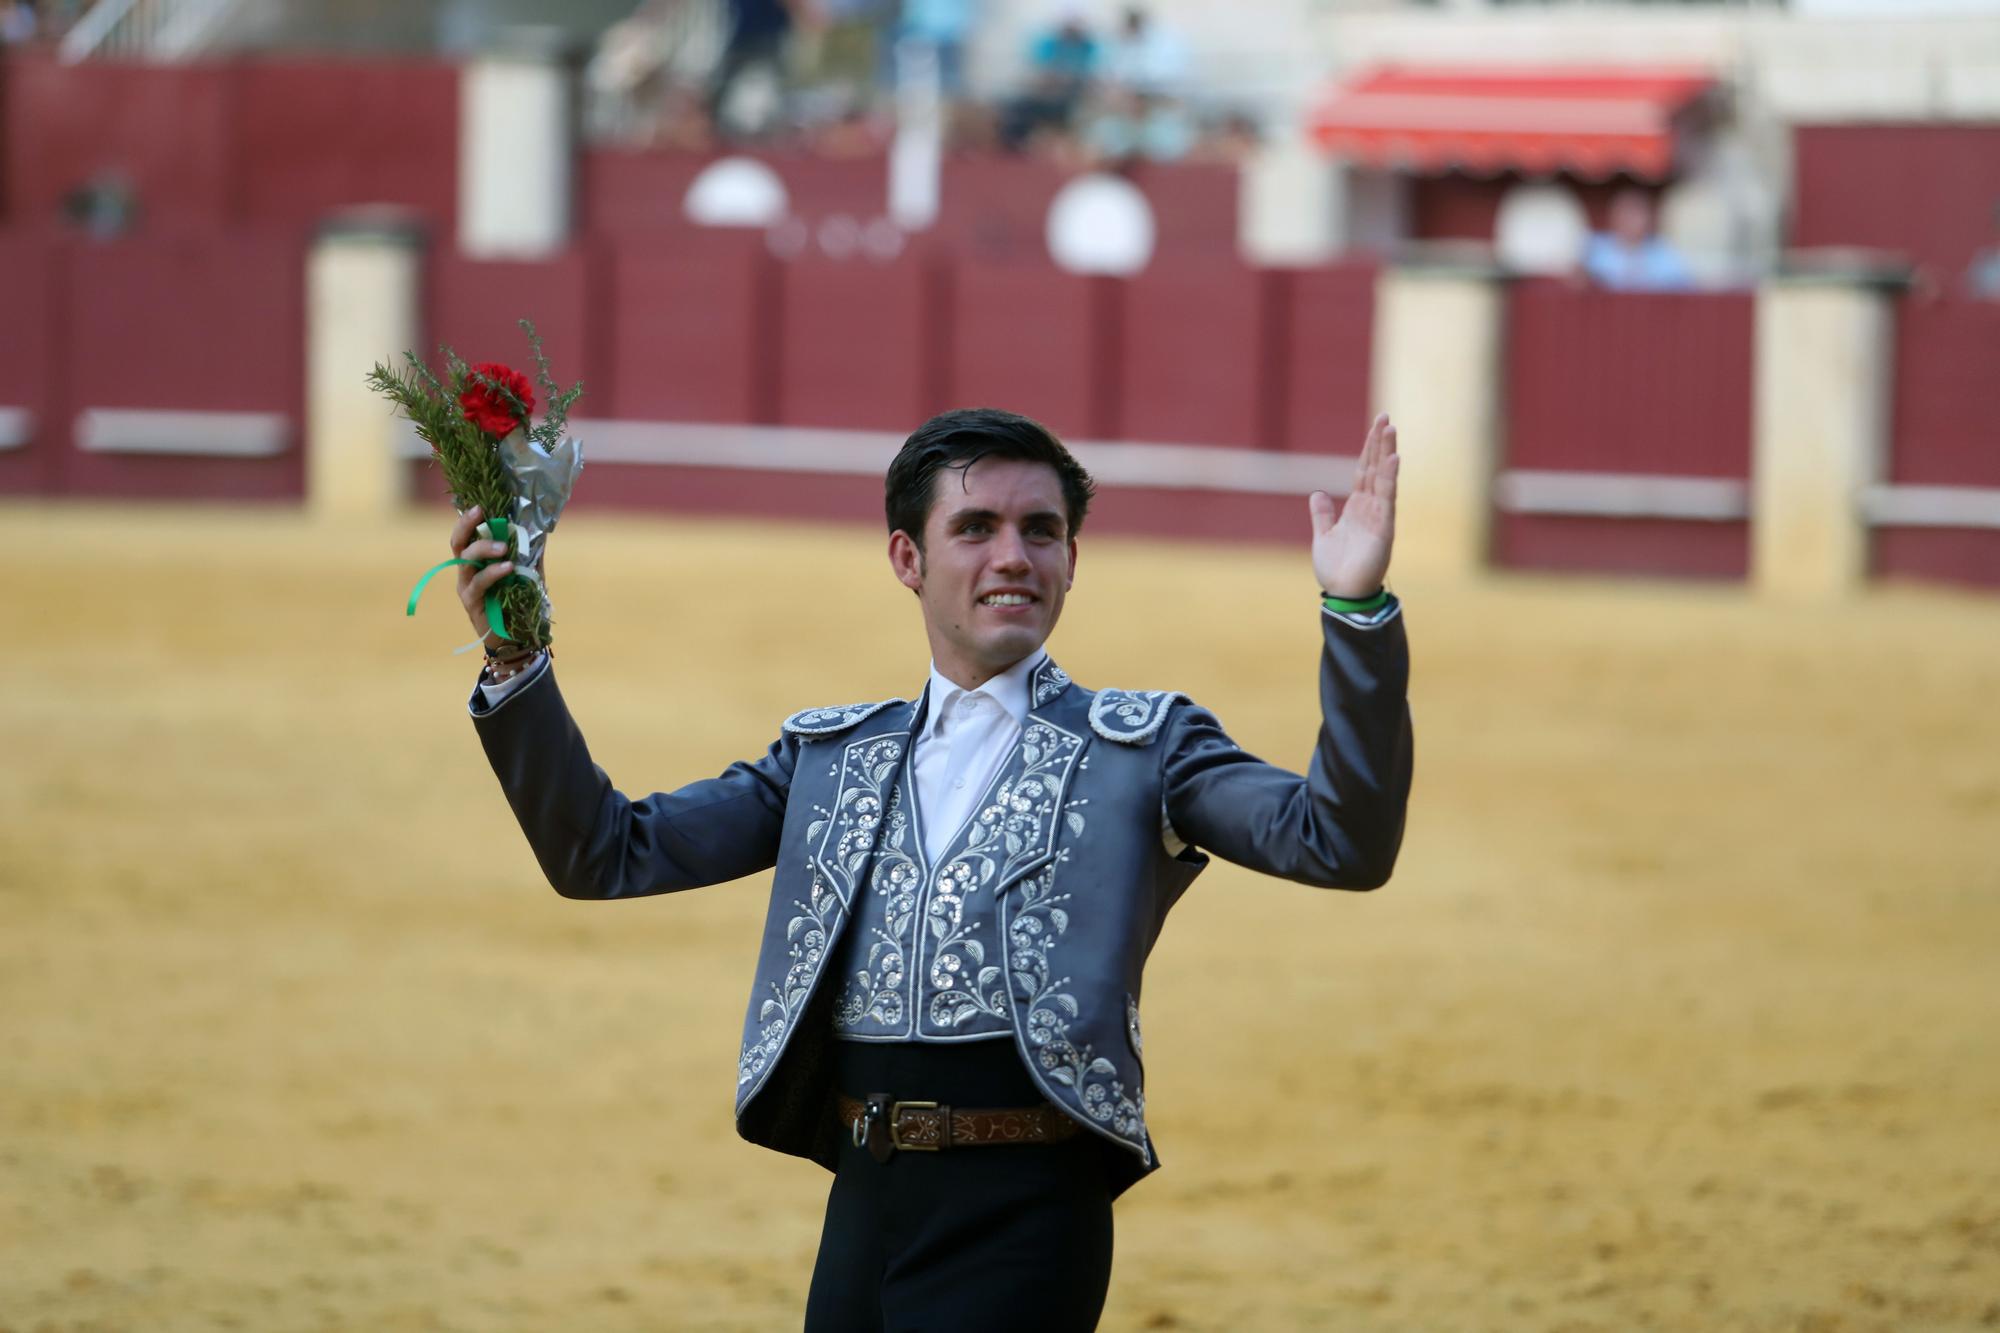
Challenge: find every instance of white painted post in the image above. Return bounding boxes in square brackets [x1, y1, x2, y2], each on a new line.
[307, 213, 424, 522]
[1370, 264, 1506, 582]
[889, 35, 943, 232]
[459, 30, 574, 259]
[1751, 268, 1898, 599]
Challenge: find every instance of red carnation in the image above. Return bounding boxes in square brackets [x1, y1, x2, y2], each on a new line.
[458, 362, 536, 437]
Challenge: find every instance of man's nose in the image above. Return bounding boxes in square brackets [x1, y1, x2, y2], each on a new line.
[989, 527, 1031, 571]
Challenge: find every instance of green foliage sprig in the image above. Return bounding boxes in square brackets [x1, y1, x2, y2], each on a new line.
[367, 319, 583, 650]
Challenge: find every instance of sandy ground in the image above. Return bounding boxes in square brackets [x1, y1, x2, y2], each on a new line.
[4, 501, 1998, 1333]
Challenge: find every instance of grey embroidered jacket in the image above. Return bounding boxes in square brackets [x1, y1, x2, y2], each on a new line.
[470, 599, 1413, 1196]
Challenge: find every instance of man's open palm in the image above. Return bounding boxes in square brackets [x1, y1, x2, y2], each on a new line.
[1310, 413, 1399, 599]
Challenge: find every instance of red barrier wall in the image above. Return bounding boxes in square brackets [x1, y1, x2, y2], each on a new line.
[59, 230, 305, 500]
[1498, 281, 1754, 578]
[1875, 296, 2000, 588]
[1115, 258, 1271, 447]
[777, 251, 944, 431]
[3, 54, 235, 229]
[601, 232, 776, 423]
[1793, 124, 2000, 280]
[1277, 263, 1377, 454]
[232, 58, 458, 233]
[578, 149, 1239, 259]
[0, 230, 59, 493]
[945, 259, 1106, 436]
[2, 51, 458, 236]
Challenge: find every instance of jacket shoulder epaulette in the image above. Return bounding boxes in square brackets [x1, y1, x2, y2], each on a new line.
[1087, 689, 1192, 745]
[781, 698, 906, 738]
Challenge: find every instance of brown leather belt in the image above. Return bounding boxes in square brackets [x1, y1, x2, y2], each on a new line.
[836, 1091, 1081, 1162]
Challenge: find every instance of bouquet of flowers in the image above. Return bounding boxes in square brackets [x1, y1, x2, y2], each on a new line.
[369, 320, 584, 652]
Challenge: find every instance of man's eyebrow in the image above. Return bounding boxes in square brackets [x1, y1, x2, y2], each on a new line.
[945, 506, 1068, 531]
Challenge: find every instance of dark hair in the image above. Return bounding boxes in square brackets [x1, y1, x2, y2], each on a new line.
[884, 408, 1096, 548]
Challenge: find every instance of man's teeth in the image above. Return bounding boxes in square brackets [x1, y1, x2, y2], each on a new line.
[981, 593, 1032, 606]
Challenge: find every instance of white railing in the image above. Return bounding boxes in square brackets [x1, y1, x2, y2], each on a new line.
[59, 0, 246, 63]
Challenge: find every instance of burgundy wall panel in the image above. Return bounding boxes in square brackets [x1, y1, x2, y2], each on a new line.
[1116, 258, 1270, 448]
[935, 156, 1065, 259]
[0, 230, 60, 493]
[1875, 295, 2000, 589]
[61, 231, 305, 499]
[1125, 162, 1238, 256]
[601, 232, 774, 423]
[1871, 529, 2000, 590]
[1886, 297, 2000, 487]
[231, 58, 457, 234]
[777, 253, 939, 431]
[1493, 514, 1749, 581]
[1793, 124, 2000, 278]
[427, 249, 598, 397]
[1279, 262, 1378, 453]
[3, 52, 233, 230]
[1505, 281, 1753, 476]
[945, 258, 1103, 436]
[1500, 281, 1753, 578]
[580, 149, 885, 237]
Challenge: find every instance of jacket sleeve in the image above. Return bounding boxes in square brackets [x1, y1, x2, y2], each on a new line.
[1161, 602, 1413, 890]
[469, 659, 795, 900]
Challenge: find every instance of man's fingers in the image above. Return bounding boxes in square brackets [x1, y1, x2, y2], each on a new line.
[448, 505, 483, 557]
[1308, 489, 1337, 536]
[1376, 451, 1399, 506]
[464, 560, 515, 604]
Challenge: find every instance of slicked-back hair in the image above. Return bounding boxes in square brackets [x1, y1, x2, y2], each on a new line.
[884, 408, 1096, 549]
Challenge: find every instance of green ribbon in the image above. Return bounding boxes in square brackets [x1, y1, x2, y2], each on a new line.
[408, 514, 518, 644]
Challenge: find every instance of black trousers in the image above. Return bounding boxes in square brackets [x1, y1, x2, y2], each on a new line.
[803, 1039, 1116, 1333]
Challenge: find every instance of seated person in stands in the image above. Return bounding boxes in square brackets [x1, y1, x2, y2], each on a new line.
[1583, 188, 1695, 293]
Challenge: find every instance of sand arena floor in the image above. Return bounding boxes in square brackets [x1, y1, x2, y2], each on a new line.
[4, 502, 1998, 1332]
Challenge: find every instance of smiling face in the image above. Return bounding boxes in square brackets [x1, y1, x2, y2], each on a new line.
[888, 455, 1078, 690]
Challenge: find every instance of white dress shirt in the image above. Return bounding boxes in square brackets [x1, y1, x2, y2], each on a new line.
[911, 649, 1044, 865]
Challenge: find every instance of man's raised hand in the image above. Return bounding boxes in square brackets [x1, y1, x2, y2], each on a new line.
[449, 505, 524, 650]
[1308, 413, 1399, 600]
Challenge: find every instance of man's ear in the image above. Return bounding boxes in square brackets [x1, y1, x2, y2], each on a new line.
[1065, 538, 1078, 590]
[888, 529, 924, 593]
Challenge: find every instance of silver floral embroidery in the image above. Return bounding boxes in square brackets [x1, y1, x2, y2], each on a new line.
[1087, 689, 1190, 745]
[1032, 657, 1072, 709]
[738, 731, 902, 1086]
[833, 784, 917, 1031]
[1003, 791, 1149, 1153]
[737, 865, 840, 1086]
[918, 721, 1082, 1036]
[783, 699, 903, 737]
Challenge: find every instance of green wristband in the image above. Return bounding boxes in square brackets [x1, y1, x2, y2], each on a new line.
[1321, 589, 1390, 615]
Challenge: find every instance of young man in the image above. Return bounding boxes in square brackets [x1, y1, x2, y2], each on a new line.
[454, 408, 1413, 1331]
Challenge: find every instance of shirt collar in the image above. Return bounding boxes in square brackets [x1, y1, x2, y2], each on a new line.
[926, 647, 1046, 734]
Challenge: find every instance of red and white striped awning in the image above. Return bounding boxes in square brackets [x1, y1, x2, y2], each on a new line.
[1307, 66, 1716, 182]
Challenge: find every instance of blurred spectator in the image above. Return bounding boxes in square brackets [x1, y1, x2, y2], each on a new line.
[2, 0, 38, 44]
[1962, 199, 2000, 300]
[891, 0, 976, 100]
[1082, 89, 1194, 166]
[1102, 6, 1187, 99]
[1190, 109, 1260, 165]
[710, 0, 802, 137]
[800, 0, 889, 108]
[1583, 187, 1695, 292]
[998, 7, 1100, 152]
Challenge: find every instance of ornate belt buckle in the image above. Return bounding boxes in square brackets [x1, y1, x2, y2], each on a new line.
[889, 1100, 946, 1152]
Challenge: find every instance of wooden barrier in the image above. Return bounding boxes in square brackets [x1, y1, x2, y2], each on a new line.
[1498, 281, 1755, 579]
[1872, 296, 2000, 589]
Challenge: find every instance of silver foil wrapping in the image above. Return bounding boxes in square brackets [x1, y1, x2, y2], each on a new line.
[497, 424, 584, 625]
